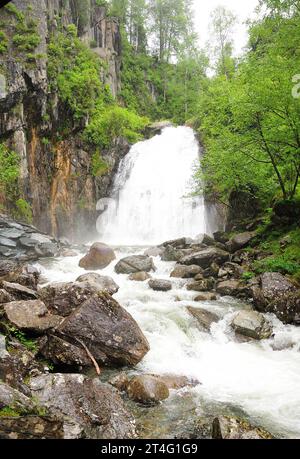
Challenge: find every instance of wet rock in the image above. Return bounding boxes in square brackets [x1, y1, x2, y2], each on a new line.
[226, 232, 256, 253]
[0, 289, 14, 304]
[39, 335, 91, 368]
[4, 300, 63, 334]
[0, 342, 35, 396]
[127, 375, 169, 405]
[0, 260, 20, 279]
[212, 416, 273, 439]
[29, 374, 136, 439]
[160, 237, 191, 249]
[108, 373, 130, 392]
[170, 264, 202, 279]
[232, 310, 273, 340]
[57, 293, 150, 366]
[187, 307, 219, 330]
[268, 291, 300, 325]
[252, 272, 297, 308]
[203, 262, 220, 278]
[194, 292, 217, 301]
[148, 279, 172, 292]
[144, 247, 164, 257]
[0, 237, 17, 248]
[160, 245, 186, 262]
[76, 273, 119, 295]
[115, 255, 155, 274]
[129, 272, 151, 282]
[181, 247, 229, 269]
[218, 262, 244, 279]
[35, 242, 59, 258]
[216, 280, 245, 297]
[0, 416, 64, 439]
[213, 231, 230, 244]
[0, 383, 34, 412]
[187, 278, 215, 292]
[1, 282, 37, 300]
[79, 243, 116, 270]
[39, 281, 113, 317]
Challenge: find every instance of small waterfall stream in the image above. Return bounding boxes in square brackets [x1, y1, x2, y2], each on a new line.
[37, 127, 300, 439]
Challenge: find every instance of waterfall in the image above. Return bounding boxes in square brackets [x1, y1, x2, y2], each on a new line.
[97, 126, 208, 245]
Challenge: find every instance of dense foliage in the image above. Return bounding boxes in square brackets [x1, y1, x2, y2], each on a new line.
[194, 0, 300, 211]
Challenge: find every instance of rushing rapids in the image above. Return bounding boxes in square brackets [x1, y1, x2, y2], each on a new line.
[37, 127, 300, 439]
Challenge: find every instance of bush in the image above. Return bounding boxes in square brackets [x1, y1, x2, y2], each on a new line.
[91, 151, 109, 177]
[15, 199, 33, 224]
[0, 144, 20, 191]
[84, 105, 149, 148]
[0, 31, 8, 54]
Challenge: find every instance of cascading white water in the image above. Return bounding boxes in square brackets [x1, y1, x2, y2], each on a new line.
[36, 126, 300, 439]
[97, 126, 207, 245]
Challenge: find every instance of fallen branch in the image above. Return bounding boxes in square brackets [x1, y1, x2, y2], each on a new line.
[74, 337, 101, 376]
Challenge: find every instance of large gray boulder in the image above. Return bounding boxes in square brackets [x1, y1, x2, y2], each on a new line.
[1, 281, 37, 301]
[226, 232, 256, 253]
[29, 374, 136, 439]
[39, 281, 115, 317]
[4, 300, 62, 334]
[115, 255, 155, 274]
[56, 293, 150, 366]
[79, 243, 116, 270]
[232, 310, 273, 340]
[216, 280, 246, 297]
[187, 278, 215, 292]
[39, 335, 92, 368]
[251, 272, 298, 324]
[180, 247, 229, 269]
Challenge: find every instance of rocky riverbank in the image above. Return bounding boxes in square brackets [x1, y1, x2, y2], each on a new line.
[2, 213, 299, 438]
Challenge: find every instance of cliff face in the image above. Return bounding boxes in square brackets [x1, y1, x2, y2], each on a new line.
[0, 0, 128, 242]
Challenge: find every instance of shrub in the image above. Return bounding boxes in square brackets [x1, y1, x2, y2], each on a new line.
[0, 144, 20, 191]
[0, 31, 8, 54]
[91, 151, 109, 177]
[15, 199, 33, 224]
[84, 105, 149, 148]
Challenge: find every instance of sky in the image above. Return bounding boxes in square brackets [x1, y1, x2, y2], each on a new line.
[193, 0, 260, 55]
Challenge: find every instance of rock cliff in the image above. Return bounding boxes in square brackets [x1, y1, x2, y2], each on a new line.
[0, 0, 128, 241]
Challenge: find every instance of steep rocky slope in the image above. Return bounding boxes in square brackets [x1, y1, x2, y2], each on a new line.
[0, 0, 128, 241]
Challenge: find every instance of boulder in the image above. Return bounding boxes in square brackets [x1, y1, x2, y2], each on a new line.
[226, 232, 256, 253]
[4, 300, 63, 334]
[187, 307, 219, 330]
[35, 242, 59, 258]
[76, 273, 119, 295]
[218, 262, 244, 279]
[1, 282, 37, 301]
[148, 279, 172, 292]
[180, 247, 229, 269]
[251, 272, 298, 324]
[79, 243, 116, 270]
[194, 292, 217, 301]
[0, 416, 64, 439]
[39, 281, 114, 317]
[213, 231, 230, 244]
[129, 272, 151, 282]
[160, 245, 185, 262]
[61, 249, 78, 257]
[0, 289, 14, 304]
[187, 278, 215, 292]
[157, 374, 199, 390]
[216, 280, 245, 297]
[29, 374, 136, 439]
[0, 237, 17, 248]
[212, 416, 273, 439]
[39, 335, 92, 368]
[126, 375, 169, 405]
[0, 383, 34, 412]
[170, 264, 202, 279]
[144, 247, 164, 257]
[0, 260, 20, 279]
[115, 255, 155, 274]
[57, 293, 150, 366]
[160, 237, 191, 249]
[232, 310, 273, 340]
